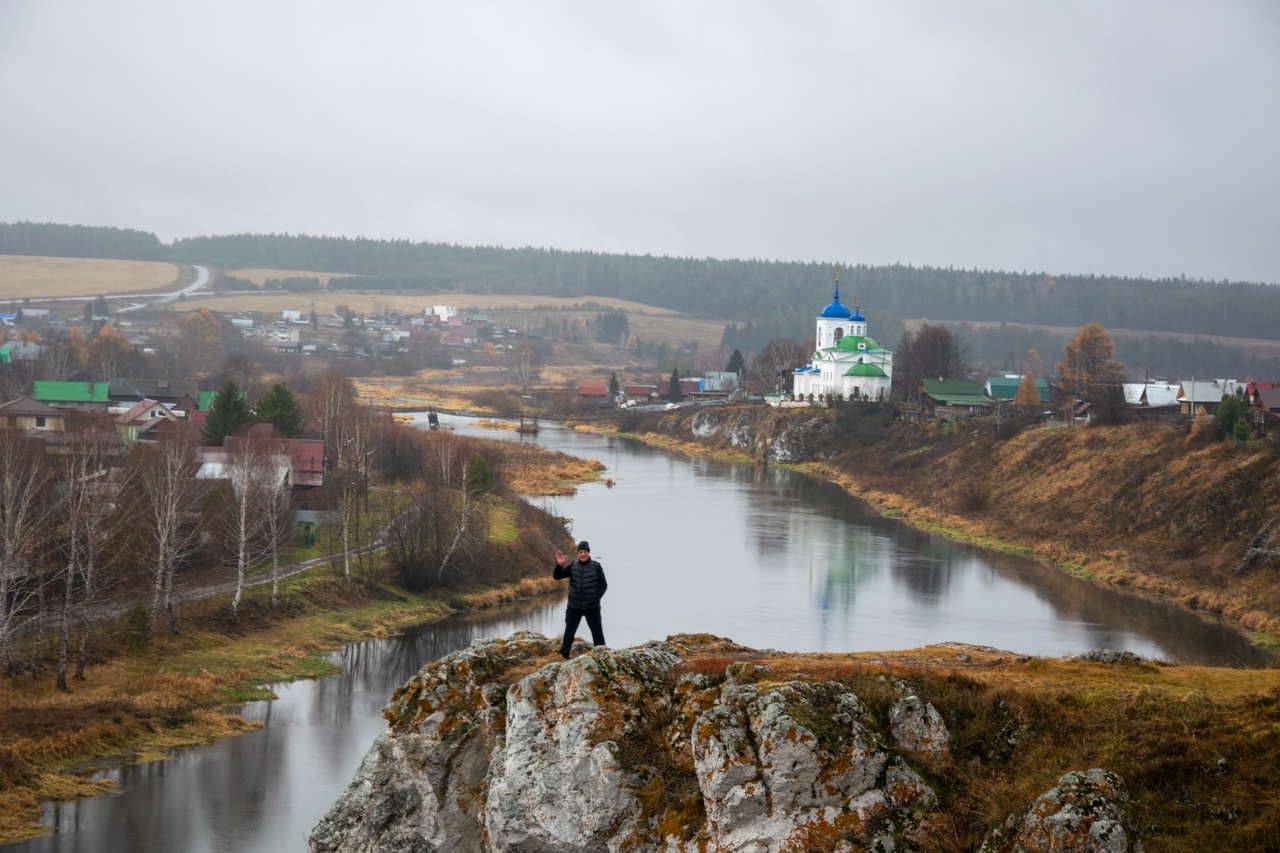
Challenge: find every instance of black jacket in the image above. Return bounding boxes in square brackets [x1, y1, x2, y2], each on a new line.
[554, 558, 607, 609]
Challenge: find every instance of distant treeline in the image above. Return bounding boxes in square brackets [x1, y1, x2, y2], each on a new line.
[213, 273, 324, 292]
[0, 221, 168, 261]
[6, 221, 1280, 352]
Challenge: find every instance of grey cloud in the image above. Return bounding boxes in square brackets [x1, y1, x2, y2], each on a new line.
[0, 0, 1276, 283]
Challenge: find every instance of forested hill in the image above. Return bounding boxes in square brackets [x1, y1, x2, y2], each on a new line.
[0, 221, 168, 261]
[4, 221, 1280, 341]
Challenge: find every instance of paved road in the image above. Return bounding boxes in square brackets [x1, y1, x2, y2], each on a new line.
[115, 264, 211, 312]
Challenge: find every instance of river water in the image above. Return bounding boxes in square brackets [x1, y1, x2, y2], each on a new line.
[6, 413, 1273, 852]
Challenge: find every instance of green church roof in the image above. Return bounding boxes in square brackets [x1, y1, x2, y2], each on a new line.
[845, 362, 888, 377]
[828, 335, 884, 353]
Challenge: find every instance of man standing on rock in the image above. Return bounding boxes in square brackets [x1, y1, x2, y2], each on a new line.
[553, 541, 607, 658]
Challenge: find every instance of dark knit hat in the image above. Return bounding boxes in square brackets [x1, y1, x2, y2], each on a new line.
[576, 541, 590, 552]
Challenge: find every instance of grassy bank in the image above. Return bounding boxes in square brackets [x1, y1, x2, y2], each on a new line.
[0, 566, 562, 844]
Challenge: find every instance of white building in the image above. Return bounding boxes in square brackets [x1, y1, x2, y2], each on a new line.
[791, 272, 893, 401]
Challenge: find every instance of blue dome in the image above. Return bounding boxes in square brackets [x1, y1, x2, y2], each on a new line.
[851, 307, 865, 322]
[820, 293, 853, 319]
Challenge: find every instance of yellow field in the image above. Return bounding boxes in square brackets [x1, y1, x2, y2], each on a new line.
[0, 255, 180, 300]
[225, 268, 359, 288]
[194, 286, 683, 318]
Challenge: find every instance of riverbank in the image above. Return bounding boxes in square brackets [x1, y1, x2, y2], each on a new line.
[573, 406, 1280, 651]
[0, 570, 567, 844]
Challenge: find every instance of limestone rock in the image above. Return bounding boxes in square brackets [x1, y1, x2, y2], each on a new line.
[309, 633, 941, 853]
[981, 768, 1142, 853]
[889, 694, 951, 762]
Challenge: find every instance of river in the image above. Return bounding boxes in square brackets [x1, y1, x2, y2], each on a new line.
[6, 413, 1272, 852]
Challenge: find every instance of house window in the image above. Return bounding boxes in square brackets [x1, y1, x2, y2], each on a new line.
[35, 416, 46, 428]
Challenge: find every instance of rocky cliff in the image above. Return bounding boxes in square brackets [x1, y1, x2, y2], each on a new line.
[309, 634, 1143, 853]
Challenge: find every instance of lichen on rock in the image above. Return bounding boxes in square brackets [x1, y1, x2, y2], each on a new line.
[980, 768, 1141, 853]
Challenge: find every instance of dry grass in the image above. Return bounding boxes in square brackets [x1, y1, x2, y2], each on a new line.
[496, 441, 607, 496]
[0, 255, 180, 300]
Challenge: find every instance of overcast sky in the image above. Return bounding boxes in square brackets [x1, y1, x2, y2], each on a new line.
[2, 1, 1277, 283]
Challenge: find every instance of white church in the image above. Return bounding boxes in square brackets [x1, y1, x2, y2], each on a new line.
[791, 269, 894, 401]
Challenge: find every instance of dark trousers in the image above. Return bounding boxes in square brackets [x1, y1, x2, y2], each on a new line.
[561, 606, 605, 655]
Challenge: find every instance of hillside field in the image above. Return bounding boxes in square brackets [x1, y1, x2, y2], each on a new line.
[0, 255, 180, 300]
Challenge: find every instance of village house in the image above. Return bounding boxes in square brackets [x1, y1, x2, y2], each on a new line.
[1249, 384, 1280, 433]
[1178, 379, 1244, 416]
[577, 380, 611, 404]
[0, 340, 42, 364]
[985, 375, 1050, 405]
[1123, 381, 1181, 409]
[0, 396, 65, 432]
[110, 377, 200, 407]
[920, 379, 991, 417]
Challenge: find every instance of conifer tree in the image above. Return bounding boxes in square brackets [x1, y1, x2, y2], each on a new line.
[201, 380, 252, 446]
[255, 383, 302, 437]
[666, 368, 684, 403]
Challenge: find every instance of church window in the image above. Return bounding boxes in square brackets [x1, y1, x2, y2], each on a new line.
[833, 327, 844, 343]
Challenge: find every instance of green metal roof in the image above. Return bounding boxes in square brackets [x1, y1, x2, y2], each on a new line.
[826, 335, 885, 354]
[32, 381, 110, 403]
[199, 389, 250, 411]
[845, 362, 888, 377]
[922, 378, 990, 407]
[986, 376, 1049, 402]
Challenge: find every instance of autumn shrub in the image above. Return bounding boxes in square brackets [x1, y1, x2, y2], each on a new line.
[954, 479, 992, 513]
[470, 389, 522, 412]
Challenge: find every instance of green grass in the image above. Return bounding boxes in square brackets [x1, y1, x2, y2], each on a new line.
[1252, 630, 1280, 652]
[1062, 561, 1097, 580]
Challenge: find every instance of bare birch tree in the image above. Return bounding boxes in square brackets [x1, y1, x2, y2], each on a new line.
[436, 455, 491, 582]
[508, 343, 543, 396]
[0, 428, 52, 674]
[54, 415, 122, 688]
[220, 437, 277, 624]
[307, 371, 357, 468]
[329, 413, 370, 588]
[262, 457, 294, 609]
[130, 431, 205, 634]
